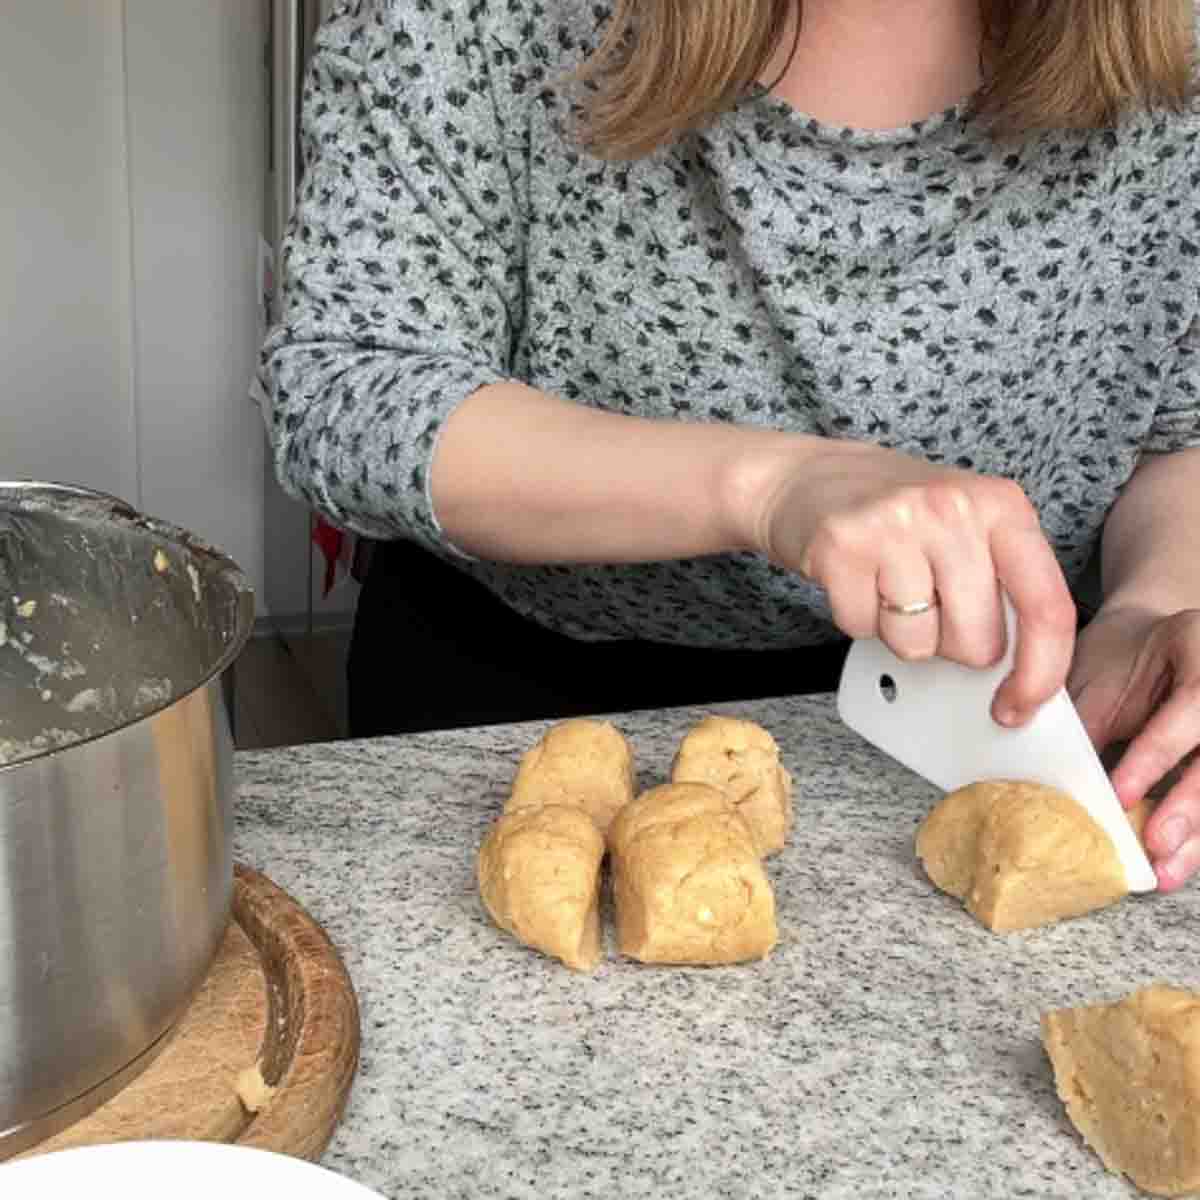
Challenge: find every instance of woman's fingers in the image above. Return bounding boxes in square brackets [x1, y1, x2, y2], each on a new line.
[815, 544, 882, 641]
[795, 461, 1073, 700]
[876, 553, 940, 660]
[989, 522, 1077, 724]
[1156, 834, 1200, 894]
[1070, 674, 1126, 755]
[1111, 676, 1200, 808]
[925, 522, 1006, 669]
[1075, 611, 1200, 889]
[1143, 754, 1200, 892]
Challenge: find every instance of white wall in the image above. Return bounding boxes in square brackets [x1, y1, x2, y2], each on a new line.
[0, 0, 270, 606]
[0, 2, 139, 503]
[123, 0, 268, 601]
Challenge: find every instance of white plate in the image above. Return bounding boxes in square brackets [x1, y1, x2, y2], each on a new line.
[1, 1141, 386, 1198]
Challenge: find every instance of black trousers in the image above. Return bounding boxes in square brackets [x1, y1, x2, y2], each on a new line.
[347, 540, 851, 738]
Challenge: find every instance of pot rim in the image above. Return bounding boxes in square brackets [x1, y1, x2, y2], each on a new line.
[0, 479, 256, 772]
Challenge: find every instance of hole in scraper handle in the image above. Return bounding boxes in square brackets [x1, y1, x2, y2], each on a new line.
[879, 674, 898, 703]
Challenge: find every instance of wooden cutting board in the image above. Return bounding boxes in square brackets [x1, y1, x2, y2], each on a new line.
[16, 864, 360, 1163]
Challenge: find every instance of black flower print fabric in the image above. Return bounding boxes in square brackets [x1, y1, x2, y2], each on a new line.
[261, 0, 1200, 651]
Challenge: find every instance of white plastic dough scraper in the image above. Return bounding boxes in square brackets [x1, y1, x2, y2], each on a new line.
[836, 596, 1157, 893]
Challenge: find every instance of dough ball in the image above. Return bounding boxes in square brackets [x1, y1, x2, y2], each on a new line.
[234, 1064, 276, 1114]
[916, 780, 1129, 933]
[505, 718, 635, 835]
[478, 804, 605, 971]
[609, 782, 777, 965]
[1043, 986, 1200, 1196]
[670, 715, 793, 856]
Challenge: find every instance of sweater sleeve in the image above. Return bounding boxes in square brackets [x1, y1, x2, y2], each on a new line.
[259, 0, 531, 550]
[1144, 315, 1200, 453]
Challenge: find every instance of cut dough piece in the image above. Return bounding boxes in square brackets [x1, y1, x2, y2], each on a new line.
[1043, 986, 1200, 1197]
[234, 1063, 276, 1113]
[670, 715, 793, 856]
[478, 804, 605, 971]
[609, 782, 777, 965]
[505, 718, 635, 835]
[916, 780, 1130, 932]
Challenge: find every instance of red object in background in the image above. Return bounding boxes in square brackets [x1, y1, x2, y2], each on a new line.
[312, 516, 345, 597]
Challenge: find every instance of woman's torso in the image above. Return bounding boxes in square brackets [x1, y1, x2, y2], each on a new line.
[340, 0, 1200, 649]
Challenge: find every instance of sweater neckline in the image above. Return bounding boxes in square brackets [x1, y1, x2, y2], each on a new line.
[738, 83, 981, 151]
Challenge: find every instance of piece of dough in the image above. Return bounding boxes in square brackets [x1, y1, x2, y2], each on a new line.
[234, 1063, 277, 1113]
[477, 804, 604, 971]
[670, 715, 793, 856]
[609, 782, 777, 965]
[1042, 985, 1200, 1196]
[916, 780, 1130, 932]
[505, 718, 635, 835]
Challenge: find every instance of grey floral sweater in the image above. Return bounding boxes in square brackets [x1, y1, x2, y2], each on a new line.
[261, 0, 1200, 649]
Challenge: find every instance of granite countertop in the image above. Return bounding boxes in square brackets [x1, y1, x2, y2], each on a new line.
[233, 695, 1197, 1200]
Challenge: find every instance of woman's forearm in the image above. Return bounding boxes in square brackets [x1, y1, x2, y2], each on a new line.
[429, 382, 820, 564]
[1101, 448, 1200, 613]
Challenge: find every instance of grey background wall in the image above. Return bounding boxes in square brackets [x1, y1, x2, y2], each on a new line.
[1, 1, 278, 612]
[2, 3, 143, 510]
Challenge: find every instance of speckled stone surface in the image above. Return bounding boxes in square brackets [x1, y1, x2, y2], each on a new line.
[233, 696, 1198, 1199]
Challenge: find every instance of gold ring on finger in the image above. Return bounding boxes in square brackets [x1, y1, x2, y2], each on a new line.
[879, 593, 940, 617]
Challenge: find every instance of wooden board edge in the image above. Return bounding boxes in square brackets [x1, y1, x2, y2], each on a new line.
[231, 863, 362, 1161]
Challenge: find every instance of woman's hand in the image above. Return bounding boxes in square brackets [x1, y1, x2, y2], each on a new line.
[1069, 605, 1200, 892]
[749, 440, 1077, 724]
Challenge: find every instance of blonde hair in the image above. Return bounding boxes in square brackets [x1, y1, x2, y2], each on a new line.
[575, 1, 1197, 160]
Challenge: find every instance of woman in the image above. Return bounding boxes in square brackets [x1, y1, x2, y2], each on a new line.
[262, 0, 1200, 888]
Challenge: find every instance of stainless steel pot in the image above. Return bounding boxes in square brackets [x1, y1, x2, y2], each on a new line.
[0, 482, 254, 1157]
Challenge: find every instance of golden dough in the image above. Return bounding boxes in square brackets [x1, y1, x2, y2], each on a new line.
[234, 1063, 277, 1113]
[477, 804, 605, 971]
[670, 715, 793, 856]
[608, 782, 777, 965]
[1043, 986, 1200, 1197]
[505, 718, 635, 835]
[916, 780, 1130, 932]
